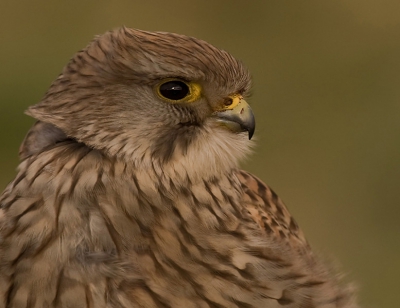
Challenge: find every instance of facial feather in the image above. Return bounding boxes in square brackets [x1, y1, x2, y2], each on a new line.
[24, 27, 254, 181]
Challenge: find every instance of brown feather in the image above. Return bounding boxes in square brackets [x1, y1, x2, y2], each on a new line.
[0, 27, 358, 307]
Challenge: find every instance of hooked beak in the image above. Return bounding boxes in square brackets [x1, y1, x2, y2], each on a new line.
[213, 95, 255, 140]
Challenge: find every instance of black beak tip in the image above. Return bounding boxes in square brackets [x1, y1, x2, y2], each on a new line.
[248, 127, 255, 140]
[246, 114, 255, 140]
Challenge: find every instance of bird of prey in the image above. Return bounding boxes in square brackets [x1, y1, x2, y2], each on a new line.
[0, 27, 358, 307]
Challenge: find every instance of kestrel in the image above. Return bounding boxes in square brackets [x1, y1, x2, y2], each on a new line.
[0, 27, 358, 307]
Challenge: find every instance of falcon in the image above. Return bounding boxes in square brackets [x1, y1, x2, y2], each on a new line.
[0, 27, 358, 307]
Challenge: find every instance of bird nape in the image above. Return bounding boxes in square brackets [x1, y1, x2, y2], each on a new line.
[0, 27, 358, 307]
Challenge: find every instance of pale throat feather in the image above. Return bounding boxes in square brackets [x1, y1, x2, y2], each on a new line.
[121, 123, 254, 185]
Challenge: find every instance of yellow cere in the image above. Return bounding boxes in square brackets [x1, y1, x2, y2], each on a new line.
[224, 94, 243, 110]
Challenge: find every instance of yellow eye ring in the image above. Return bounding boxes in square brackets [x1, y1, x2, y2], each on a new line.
[156, 78, 202, 103]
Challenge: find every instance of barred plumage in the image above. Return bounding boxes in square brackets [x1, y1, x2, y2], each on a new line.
[0, 27, 358, 307]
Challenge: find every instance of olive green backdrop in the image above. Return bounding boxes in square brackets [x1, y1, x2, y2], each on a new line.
[1, 1, 399, 307]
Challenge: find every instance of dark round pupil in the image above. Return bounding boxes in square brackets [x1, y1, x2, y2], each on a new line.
[159, 81, 189, 100]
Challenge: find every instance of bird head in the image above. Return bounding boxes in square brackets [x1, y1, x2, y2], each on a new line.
[26, 27, 255, 177]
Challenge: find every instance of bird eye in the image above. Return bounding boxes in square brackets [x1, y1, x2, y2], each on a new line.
[159, 80, 190, 101]
[156, 79, 202, 103]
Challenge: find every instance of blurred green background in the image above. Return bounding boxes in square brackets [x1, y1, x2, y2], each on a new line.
[0, 1, 399, 307]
